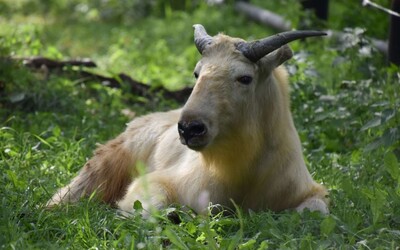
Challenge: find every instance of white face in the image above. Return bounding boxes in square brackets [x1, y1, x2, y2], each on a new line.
[178, 42, 260, 151]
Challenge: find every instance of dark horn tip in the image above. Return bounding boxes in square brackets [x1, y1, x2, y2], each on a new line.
[300, 30, 328, 36]
[283, 30, 328, 38]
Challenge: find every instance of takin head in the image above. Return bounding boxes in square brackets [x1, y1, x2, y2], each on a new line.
[178, 24, 326, 153]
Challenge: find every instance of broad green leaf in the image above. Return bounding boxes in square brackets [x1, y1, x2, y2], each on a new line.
[351, 150, 361, 164]
[371, 101, 389, 107]
[227, 230, 242, 250]
[9, 92, 26, 103]
[4, 148, 18, 157]
[257, 241, 269, 250]
[133, 200, 143, 211]
[185, 222, 197, 235]
[397, 178, 400, 196]
[381, 109, 395, 123]
[6, 170, 25, 188]
[370, 188, 388, 225]
[163, 228, 189, 250]
[382, 128, 398, 147]
[300, 234, 315, 250]
[384, 152, 399, 180]
[320, 215, 336, 236]
[360, 117, 381, 131]
[196, 232, 206, 243]
[364, 138, 383, 152]
[238, 239, 256, 249]
[52, 125, 61, 137]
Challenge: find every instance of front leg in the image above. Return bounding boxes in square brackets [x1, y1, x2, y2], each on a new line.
[295, 184, 329, 214]
[117, 172, 177, 216]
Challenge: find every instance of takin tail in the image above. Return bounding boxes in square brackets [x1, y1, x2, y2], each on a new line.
[46, 135, 136, 207]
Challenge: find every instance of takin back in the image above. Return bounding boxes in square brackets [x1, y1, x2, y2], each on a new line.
[47, 24, 329, 215]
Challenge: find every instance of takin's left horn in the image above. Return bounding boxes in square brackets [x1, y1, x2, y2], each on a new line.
[193, 24, 213, 54]
[237, 30, 327, 63]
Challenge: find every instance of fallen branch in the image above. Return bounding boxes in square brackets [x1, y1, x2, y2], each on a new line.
[79, 71, 192, 103]
[362, 0, 400, 17]
[17, 56, 192, 103]
[21, 56, 97, 69]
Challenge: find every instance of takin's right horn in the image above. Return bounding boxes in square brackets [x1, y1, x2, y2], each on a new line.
[237, 30, 327, 63]
[193, 24, 213, 54]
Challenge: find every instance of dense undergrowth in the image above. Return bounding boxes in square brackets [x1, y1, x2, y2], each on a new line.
[1, 0, 399, 249]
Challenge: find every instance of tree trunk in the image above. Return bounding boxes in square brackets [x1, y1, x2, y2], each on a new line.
[301, 0, 329, 20]
[389, 0, 400, 65]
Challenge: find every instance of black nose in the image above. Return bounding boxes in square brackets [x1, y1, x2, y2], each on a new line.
[177, 120, 207, 144]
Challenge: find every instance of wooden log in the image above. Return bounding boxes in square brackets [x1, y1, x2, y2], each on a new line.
[234, 1, 291, 32]
[21, 56, 97, 69]
[17, 56, 192, 103]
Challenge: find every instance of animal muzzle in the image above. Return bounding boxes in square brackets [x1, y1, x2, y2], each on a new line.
[177, 120, 208, 150]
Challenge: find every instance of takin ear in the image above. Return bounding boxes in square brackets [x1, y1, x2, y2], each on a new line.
[259, 45, 293, 72]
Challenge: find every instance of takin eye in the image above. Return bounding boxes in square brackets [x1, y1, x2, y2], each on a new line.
[237, 75, 253, 85]
[194, 72, 199, 79]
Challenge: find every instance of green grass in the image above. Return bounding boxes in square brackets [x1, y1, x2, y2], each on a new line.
[1, 1, 400, 249]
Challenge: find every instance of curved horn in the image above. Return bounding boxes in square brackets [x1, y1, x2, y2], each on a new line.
[193, 24, 213, 54]
[237, 30, 327, 63]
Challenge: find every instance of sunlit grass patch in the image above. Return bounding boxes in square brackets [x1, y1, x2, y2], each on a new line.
[1, 0, 400, 248]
